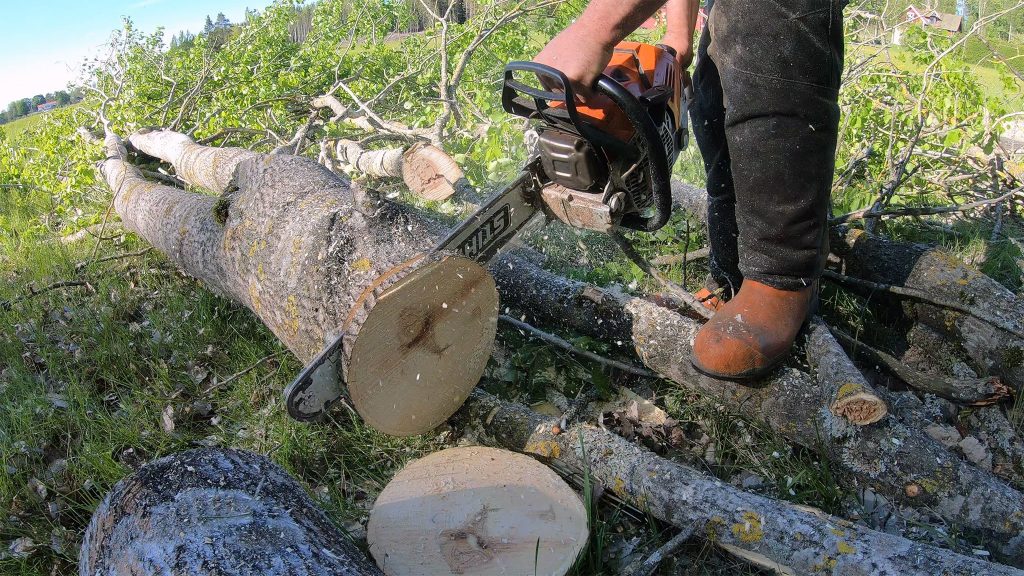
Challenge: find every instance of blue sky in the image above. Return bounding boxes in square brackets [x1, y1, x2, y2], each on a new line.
[0, 0, 258, 107]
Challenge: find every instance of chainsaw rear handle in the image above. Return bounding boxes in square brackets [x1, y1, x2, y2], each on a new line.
[502, 61, 673, 232]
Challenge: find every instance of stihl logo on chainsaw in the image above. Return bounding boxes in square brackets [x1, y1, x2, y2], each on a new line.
[457, 204, 512, 260]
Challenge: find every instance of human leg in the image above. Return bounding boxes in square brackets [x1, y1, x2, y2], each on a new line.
[689, 6, 742, 299]
[691, 0, 844, 378]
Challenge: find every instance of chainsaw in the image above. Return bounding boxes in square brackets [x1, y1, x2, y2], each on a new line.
[285, 41, 690, 421]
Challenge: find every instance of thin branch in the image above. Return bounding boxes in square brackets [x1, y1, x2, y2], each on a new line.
[140, 169, 186, 188]
[917, 1, 1024, 119]
[650, 246, 711, 267]
[77, 247, 153, 270]
[196, 128, 270, 146]
[832, 187, 1022, 224]
[610, 232, 714, 320]
[1, 281, 92, 311]
[831, 328, 1011, 406]
[498, 315, 657, 378]
[624, 523, 700, 576]
[821, 269, 1024, 340]
[203, 351, 285, 394]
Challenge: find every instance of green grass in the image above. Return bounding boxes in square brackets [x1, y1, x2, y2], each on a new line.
[1, 13, 1020, 574]
[1, 114, 48, 141]
[848, 42, 1024, 108]
[0, 201, 441, 573]
[1, 105, 82, 141]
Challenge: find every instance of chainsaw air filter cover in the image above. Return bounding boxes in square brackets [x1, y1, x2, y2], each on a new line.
[536, 126, 607, 193]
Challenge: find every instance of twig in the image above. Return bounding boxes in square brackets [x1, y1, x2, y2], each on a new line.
[610, 233, 713, 320]
[87, 197, 118, 267]
[1, 281, 92, 311]
[77, 247, 153, 270]
[831, 328, 1011, 406]
[624, 523, 700, 576]
[650, 246, 711, 267]
[196, 128, 269, 146]
[203, 351, 285, 394]
[821, 269, 1024, 340]
[140, 169, 185, 188]
[498, 315, 657, 378]
[60, 223, 124, 245]
[832, 187, 1022, 224]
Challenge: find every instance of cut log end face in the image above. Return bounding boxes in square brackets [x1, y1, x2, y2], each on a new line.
[831, 383, 888, 426]
[367, 446, 589, 576]
[401, 145, 464, 202]
[348, 257, 498, 436]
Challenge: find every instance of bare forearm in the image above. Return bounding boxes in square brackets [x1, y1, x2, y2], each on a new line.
[535, 0, 677, 97]
[663, 0, 699, 66]
[570, 0, 669, 48]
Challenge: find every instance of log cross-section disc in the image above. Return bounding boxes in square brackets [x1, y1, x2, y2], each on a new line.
[347, 256, 498, 436]
[367, 447, 589, 575]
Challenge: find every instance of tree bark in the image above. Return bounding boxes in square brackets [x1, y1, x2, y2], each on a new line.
[832, 227, 1024, 394]
[94, 128, 1024, 563]
[965, 406, 1024, 490]
[103, 128, 498, 436]
[330, 139, 468, 203]
[488, 254, 1024, 563]
[80, 448, 382, 576]
[806, 317, 888, 425]
[453, 389, 1024, 576]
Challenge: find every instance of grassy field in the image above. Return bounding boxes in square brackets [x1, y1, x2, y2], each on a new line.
[1, 105, 83, 141]
[1, 113, 48, 140]
[847, 42, 1024, 108]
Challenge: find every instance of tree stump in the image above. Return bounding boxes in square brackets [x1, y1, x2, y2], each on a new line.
[367, 446, 588, 575]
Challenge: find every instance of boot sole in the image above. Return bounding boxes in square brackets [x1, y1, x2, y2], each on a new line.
[690, 353, 787, 381]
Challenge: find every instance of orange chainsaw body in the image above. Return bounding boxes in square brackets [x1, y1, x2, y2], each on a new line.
[569, 41, 684, 143]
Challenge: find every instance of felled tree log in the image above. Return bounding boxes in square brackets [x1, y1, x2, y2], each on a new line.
[833, 327, 1011, 406]
[453, 390, 1023, 576]
[806, 317, 888, 425]
[80, 448, 382, 575]
[101, 128, 498, 436]
[965, 406, 1024, 490]
[330, 139, 467, 202]
[832, 227, 1024, 394]
[488, 255, 1024, 562]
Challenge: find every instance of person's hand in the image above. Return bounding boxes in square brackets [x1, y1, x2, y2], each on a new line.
[532, 23, 614, 101]
[660, 31, 694, 69]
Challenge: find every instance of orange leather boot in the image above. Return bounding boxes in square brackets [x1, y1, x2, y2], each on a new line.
[691, 280, 816, 379]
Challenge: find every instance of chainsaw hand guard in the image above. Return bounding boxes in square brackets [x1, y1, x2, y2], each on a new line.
[502, 55, 676, 232]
